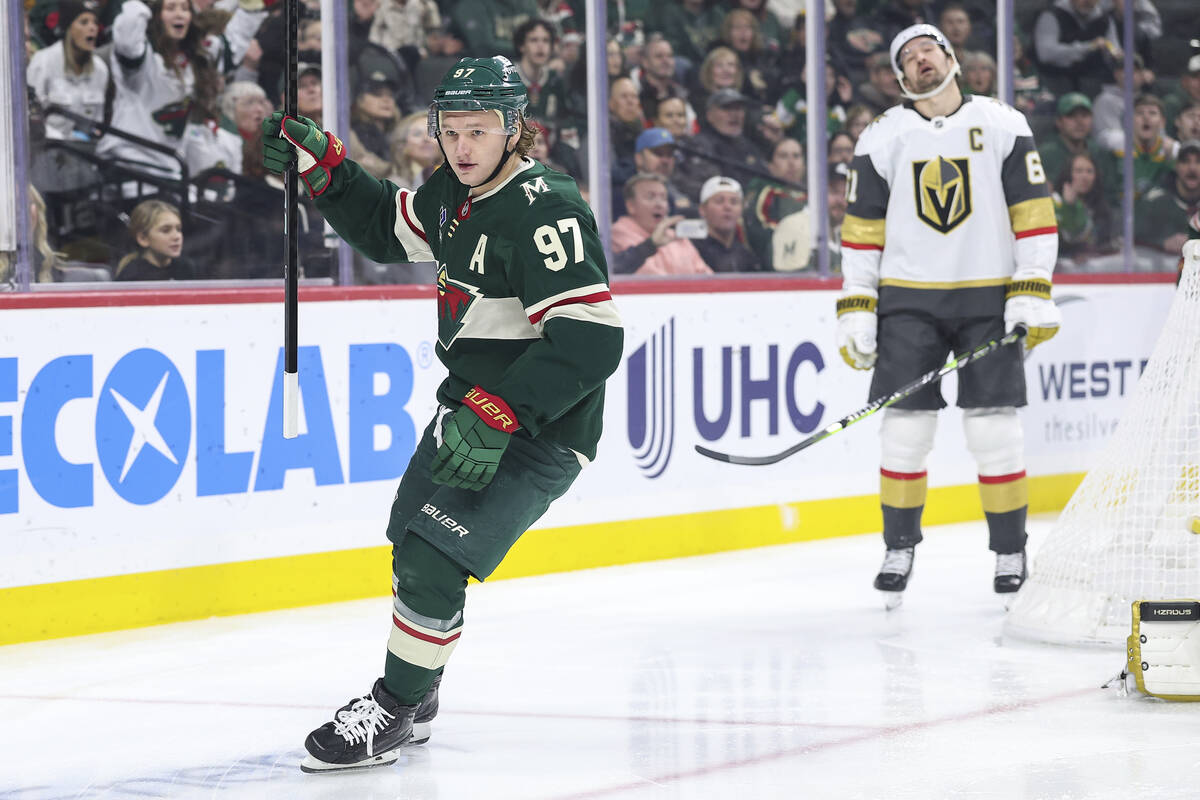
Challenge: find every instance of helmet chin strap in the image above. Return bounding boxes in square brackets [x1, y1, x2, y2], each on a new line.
[899, 62, 961, 102]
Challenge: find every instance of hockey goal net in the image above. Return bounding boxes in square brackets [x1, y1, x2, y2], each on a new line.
[1004, 241, 1200, 645]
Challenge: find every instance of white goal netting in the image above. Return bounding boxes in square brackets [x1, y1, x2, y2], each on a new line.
[1005, 242, 1200, 645]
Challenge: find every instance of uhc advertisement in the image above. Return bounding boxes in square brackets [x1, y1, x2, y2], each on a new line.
[0, 281, 1175, 600]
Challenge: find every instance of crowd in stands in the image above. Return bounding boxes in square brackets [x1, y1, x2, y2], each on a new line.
[11, 0, 1200, 284]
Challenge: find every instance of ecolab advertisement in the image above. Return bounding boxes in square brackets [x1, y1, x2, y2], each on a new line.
[0, 282, 1174, 590]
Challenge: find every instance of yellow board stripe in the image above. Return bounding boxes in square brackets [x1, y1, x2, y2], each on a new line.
[0, 473, 1085, 646]
[1008, 196, 1057, 234]
[842, 214, 886, 247]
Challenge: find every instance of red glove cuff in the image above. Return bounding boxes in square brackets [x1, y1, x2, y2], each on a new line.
[463, 386, 520, 432]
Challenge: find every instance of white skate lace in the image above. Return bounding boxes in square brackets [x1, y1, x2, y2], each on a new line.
[880, 548, 914, 575]
[995, 552, 1025, 577]
[332, 696, 396, 756]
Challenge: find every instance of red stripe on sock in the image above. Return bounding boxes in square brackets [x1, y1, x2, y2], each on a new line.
[392, 615, 461, 646]
[880, 468, 927, 481]
[978, 470, 1027, 484]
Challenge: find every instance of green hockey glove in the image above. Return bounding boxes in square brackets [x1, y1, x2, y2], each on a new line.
[261, 111, 346, 196]
[431, 386, 520, 491]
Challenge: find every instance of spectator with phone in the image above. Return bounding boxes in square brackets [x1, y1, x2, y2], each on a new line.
[694, 175, 761, 271]
[611, 173, 712, 276]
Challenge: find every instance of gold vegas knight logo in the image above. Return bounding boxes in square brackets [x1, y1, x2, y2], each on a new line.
[911, 157, 972, 234]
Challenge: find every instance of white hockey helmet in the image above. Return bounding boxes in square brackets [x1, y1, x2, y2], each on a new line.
[889, 23, 961, 101]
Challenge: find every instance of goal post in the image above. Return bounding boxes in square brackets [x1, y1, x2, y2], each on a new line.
[1004, 241, 1200, 645]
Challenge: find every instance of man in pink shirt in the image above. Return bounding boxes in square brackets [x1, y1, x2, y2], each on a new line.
[611, 174, 712, 275]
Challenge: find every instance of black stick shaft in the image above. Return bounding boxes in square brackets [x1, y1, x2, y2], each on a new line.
[283, 0, 299, 375]
[695, 327, 1026, 466]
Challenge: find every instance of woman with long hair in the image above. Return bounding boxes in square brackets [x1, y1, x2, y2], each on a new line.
[1053, 153, 1117, 270]
[717, 8, 776, 103]
[98, 0, 224, 180]
[694, 45, 744, 111]
[115, 199, 196, 280]
[26, 0, 110, 141]
[388, 111, 443, 189]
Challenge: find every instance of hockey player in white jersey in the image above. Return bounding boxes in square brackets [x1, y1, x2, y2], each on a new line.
[837, 24, 1061, 606]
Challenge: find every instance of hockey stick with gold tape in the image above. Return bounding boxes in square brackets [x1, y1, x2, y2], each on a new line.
[694, 325, 1027, 466]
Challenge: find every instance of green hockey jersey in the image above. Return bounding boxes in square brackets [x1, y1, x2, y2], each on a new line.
[315, 157, 623, 460]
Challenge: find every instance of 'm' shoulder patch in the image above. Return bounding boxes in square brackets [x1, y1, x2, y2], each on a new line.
[520, 176, 551, 205]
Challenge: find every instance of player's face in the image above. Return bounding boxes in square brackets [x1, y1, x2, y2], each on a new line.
[68, 12, 98, 52]
[159, 0, 192, 41]
[1177, 153, 1200, 194]
[1056, 108, 1092, 142]
[700, 191, 741, 234]
[438, 111, 514, 184]
[769, 139, 804, 184]
[899, 38, 950, 94]
[654, 98, 689, 137]
[627, 181, 669, 233]
[138, 211, 184, 263]
[521, 25, 552, 66]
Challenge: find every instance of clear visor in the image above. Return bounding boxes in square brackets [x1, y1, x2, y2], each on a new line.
[427, 107, 517, 138]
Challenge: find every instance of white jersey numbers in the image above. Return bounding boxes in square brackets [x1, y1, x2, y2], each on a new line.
[1025, 152, 1046, 184]
[535, 218, 584, 271]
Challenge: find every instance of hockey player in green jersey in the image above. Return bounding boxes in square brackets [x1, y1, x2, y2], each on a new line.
[262, 55, 623, 773]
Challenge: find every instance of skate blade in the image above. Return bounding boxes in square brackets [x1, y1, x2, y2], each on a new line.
[880, 591, 904, 611]
[300, 746, 403, 774]
[408, 721, 431, 746]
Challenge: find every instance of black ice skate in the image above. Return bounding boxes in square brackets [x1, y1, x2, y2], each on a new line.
[300, 678, 417, 773]
[994, 549, 1027, 595]
[874, 546, 915, 609]
[409, 674, 441, 745]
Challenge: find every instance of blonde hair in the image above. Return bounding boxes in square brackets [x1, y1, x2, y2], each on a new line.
[699, 46, 744, 94]
[117, 200, 181, 276]
[31, 187, 63, 283]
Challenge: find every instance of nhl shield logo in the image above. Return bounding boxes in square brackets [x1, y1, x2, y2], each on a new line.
[912, 157, 972, 234]
[436, 264, 482, 348]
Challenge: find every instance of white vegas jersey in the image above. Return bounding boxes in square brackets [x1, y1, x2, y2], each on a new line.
[840, 95, 1058, 308]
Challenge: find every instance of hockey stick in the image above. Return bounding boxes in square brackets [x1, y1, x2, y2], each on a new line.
[694, 325, 1027, 466]
[281, 0, 300, 438]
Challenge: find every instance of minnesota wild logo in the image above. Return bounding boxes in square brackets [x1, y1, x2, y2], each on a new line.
[436, 264, 482, 348]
